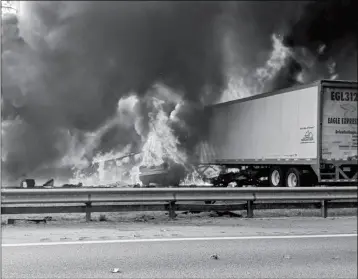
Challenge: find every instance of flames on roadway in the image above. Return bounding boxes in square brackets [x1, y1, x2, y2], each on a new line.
[1, 1, 357, 187]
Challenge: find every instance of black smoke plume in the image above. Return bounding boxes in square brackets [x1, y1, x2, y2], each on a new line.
[278, 0, 358, 86]
[3, 1, 355, 184]
[1, 1, 226, 182]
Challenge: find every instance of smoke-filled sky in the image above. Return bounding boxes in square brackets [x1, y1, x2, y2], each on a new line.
[1, 1, 357, 183]
[282, 0, 358, 84]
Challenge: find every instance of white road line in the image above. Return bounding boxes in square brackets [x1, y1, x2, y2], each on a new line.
[2, 233, 357, 247]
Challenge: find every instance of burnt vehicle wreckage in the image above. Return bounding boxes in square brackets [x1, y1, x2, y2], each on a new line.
[139, 80, 358, 189]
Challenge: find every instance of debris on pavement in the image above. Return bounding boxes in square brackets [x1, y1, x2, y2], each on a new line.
[78, 236, 90, 241]
[7, 219, 17, 225]
[61, 182, 83, 188]
[40, 238, 51, 242]
[210, 254, 219, 260]
[111, 268, 121, 273]
[60, 237, 70, 241]
[209, 212, 220, 217]
[7, 217, 51, 225]
[134, 214, 155, 222]
[99, 214, 108, 222]
[215, 211, 242, 218]
[164, 212, 178, 218]
[188, 211, 202, 214]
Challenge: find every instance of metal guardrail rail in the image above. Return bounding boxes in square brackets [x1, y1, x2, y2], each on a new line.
[2, 187, 357, 203]
[1, 187, 357, 221]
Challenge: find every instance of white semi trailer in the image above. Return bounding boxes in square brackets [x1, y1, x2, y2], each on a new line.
[198, 80, 358, 187]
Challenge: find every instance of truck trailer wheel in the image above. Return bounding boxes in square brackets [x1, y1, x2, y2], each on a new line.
[269, 167, 285, 187]
[285, 168, 301, 187]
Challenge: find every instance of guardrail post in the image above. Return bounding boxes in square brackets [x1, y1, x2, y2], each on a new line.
[168, 201, 176, 219]
[247, 200, 254, 218]
[321, 200, 328, 218]
[85, 202, 92, 222]
[85, 194, 92, 222]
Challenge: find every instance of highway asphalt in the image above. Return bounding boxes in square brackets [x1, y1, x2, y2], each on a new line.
[2, 234, 357, 278]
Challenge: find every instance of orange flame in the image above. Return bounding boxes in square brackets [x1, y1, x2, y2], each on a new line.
[140, 98, 187, 167]
[220, 33, 293, 102]
[179, 169, 212, 186]
[70, 90, 190, 187]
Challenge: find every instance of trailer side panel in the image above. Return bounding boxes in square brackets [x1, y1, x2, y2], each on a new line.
[201, 85, 319, 164]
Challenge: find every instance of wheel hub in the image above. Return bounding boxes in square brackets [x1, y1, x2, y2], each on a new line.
[287, 173, 298, 187]
[271, 170, 280, 186]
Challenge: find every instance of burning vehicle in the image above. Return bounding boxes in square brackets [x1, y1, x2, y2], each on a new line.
[139, 160, 186, 187]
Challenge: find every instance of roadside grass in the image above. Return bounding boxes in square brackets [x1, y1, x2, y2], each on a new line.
[1, 205, 356, 225]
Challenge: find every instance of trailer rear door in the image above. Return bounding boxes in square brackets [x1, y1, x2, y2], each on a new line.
[321, 81, 358, 161]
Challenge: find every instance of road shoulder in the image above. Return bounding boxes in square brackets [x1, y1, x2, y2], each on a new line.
[2, 215, 357, 245]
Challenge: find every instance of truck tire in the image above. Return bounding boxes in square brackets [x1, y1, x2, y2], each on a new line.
[269, 167, 285, 187]
[285, 168, 301, 187]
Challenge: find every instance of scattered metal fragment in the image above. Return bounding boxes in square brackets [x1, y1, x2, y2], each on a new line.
[43, 179, 54, 186]
[111, 268, 121, 273]
[78, 236, 90, 241]
[61, 183, 83, 188]
[20, 178, 35, 188]
[210, 254, 219, 260]
[7, 219, 16, 225]
[99, 236, 110, 240]
[181, 211, 201, 214]
[134, 214, 155, 222]
[40, 238, 50, 242]
[215, 211, 242, 217]
[60, 237, 70, 240]
[7, 218, 50, 225]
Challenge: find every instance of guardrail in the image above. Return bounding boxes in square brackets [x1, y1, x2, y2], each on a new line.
[1, 187, 357, 221]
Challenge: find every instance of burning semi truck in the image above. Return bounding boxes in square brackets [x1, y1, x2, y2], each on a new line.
[196, 79, 357, 187]
[99, 79, 357, 188]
